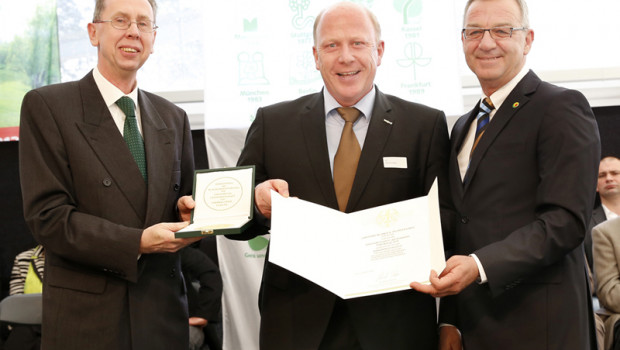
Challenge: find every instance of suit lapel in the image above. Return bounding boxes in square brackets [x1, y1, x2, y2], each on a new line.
[462, 71, 539, 193]
[346, 89, 393, 212]
[76, 72, 148, 222]
[592, 206, 607, 226]
[449, 110, 477, 200]
[139, 90, 177, 226]
[300, 92, 340, 210]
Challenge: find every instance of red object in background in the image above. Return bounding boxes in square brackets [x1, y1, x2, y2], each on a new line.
[0, 127, 19, 141]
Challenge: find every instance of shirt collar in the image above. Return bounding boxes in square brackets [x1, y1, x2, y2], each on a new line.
[484, 65, 529, 111]
[323, 86, 376, 121]
[93, 67, 139, 109]
[602, 204, 619, 220]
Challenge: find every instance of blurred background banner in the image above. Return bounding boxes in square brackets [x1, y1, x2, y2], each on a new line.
[0, 0, 60, 141]
[203, 0, 463, 130]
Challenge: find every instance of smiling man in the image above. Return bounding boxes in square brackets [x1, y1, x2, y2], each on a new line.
[409, 0, 600, 349]
[232, 2, 453, 349]
[18, 0, 201, 349]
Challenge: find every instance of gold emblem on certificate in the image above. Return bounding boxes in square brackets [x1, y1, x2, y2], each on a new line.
[376, 208, 400, 228]
[204, 177, 244, 211]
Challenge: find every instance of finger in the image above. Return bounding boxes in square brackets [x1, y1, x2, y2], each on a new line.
[166, 221, 190, 231]
[178, 195, 195, 209]
[433, 272, 458, 291]
[438, 263, 456, 278]
[409, 281, 436, 294]
[271, 179, 290, 197]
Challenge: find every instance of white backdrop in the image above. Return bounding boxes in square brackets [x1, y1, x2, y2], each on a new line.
[204, 0, 464, 130]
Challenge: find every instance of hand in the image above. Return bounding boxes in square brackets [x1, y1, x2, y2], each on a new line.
[177, 195, 195, 222]
[439, 326, 462, 350]
[189, 317, 208, 327]
[139, 221, 202, 254]
[409, 255, 479, 297]
[255, 179, 289, 219]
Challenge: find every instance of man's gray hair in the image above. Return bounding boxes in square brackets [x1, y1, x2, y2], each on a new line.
[93, 0, 158, 22]
[463, 0, 529, 28]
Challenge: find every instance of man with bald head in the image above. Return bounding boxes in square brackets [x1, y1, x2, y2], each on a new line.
[234, 2, 452, 349]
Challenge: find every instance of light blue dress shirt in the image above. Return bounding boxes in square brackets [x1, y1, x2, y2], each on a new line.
[323, 86, 376, 176]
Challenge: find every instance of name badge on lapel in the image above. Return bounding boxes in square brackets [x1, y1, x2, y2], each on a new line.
[383, 157, 407, 169]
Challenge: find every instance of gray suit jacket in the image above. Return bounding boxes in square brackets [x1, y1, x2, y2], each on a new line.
[19, 71, 195, 350]
[593, 217, 620, 350]
[236, 87, 453, 350]
[441, 71, 600, 349]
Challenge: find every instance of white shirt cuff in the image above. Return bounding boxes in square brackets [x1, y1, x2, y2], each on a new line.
[470, 253, 487, 284]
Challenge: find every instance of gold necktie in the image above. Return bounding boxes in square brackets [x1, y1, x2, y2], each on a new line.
[333, 107, 361, 212]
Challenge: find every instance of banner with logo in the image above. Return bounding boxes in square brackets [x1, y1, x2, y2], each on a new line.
[206, 128, 266, 350]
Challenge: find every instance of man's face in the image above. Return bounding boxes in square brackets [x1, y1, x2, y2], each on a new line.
[462, 0, 533, 95]
[313, 5, 384, 107]
[597, 157, 620, 200]
[88, 0, 156, 84]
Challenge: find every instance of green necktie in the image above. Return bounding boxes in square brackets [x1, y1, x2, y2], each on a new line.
[116, 96, 147, 183]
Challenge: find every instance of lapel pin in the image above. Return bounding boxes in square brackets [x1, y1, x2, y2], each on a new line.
[512, 102, 520, 109]
[383, 119, 393, 125]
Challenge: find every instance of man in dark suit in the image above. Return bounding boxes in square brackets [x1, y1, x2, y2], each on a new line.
[180, 246, 223, 350]
[232, 2, 451, 349]
[411, 0, 600, 349]
[18, 0, 201, 349]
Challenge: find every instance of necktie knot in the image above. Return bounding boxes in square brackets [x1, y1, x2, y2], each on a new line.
[337, 107, 361, 124]
[116, 96, 136, 118]
[481, 97, 494, 113]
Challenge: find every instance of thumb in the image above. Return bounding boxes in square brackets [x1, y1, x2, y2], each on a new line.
[271, 179, 290, 198]
[178, 195, 195, 210]
[163, 221, 190, 232]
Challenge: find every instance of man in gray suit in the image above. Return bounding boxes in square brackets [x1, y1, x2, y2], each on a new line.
[19, 0, 201, 348]
[594, 217, 620, 349]
[587, 156, 620, 269]
[411, 0, 600, 349]
[233, 2, 452, 349]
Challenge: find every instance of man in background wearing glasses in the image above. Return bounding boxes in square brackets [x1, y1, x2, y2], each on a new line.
[19, 0, 201, 348]
[411, 0, 600, 349]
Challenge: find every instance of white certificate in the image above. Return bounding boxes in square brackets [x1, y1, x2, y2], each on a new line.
[268, 180, 446, 299]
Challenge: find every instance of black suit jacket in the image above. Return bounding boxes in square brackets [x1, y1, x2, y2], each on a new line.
[441, 71, 600, 349]
[236, 87, 452, 350]
[586, 205, 607, 271]
[19, 72, 195, 350]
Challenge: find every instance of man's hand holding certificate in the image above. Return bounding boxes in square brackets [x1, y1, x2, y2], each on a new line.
[268, 180, 446, 299]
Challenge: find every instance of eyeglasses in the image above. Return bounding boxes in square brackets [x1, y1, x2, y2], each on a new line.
[462, 26, 527, 41]
[93, 17, 158, 33]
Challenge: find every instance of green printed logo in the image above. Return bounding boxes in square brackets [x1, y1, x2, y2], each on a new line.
[394, 0, 423, 25]
[248, 236, 269, 251]
[244, 18, 258, 32]
[289, 0, 314, 30]
[397, 42, 431, 80]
